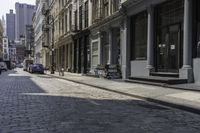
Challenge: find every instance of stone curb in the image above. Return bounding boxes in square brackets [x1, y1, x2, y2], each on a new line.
[126, 79, 200, 92]
[47, 73, 200, 115]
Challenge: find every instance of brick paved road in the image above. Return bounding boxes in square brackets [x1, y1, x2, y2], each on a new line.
[0, 69, 200, 133]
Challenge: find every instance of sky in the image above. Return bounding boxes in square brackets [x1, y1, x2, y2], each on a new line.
[0, 0, 35, 19]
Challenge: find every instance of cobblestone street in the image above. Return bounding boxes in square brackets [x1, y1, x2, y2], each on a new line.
[0, 69, 200, 133]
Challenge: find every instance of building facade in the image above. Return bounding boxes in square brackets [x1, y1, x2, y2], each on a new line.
[37, 0, 200, 84]
[0, 19, 3, 60]
[15, 39, 26, 64]
[119, 0, 200, 83]
[2, 37, 9, 61]
[33, 0, 47, 66]
[73, 0, 91, 74]
[25, 25, 34, 59]
[9, 47, 17, 63]
[6, 10, 15, 43]
[51, 0, 75, 72]
[15, 2, 36, 41]
[89, 0, 121, 75]
[41, 0, 128, 76]
[1, 16, 6, 37]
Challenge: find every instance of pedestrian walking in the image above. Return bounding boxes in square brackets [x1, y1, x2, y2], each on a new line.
[0, 69, 2, 75]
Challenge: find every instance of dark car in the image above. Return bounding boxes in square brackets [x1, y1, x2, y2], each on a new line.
[0, 62, 8, 71]
[30, 64, 44, 74]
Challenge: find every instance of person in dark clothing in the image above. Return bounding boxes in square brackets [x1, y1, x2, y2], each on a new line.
[0, 69, 1, 75]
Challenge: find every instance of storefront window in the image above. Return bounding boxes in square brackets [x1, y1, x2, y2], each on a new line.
[197, 23, 200, 57]
[196, 0, 200, 57]
[92, 41, 98, 67]
[131, 11, 147, 60]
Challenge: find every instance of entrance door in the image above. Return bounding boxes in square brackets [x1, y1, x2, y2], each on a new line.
[157, 24, 180, 73]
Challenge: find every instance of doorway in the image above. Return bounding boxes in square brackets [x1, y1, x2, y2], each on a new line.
[156, 24, 181, 73]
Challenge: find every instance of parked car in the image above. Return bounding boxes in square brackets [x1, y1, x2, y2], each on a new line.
[29, 64, 44, 74]
[0, 62, 8, 71]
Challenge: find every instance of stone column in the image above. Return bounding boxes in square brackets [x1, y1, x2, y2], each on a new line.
[56, 49, 58, 70]
[108, 29, 113, 64]
[180, 0, 193, 82]
[69, 43, 72, 71]
[64, 45, 66, 70]
[68, 44, 71, 70]
[88, 0, 92, 26]
[120, 17, 130, 79]
[146, 6, 154, 73]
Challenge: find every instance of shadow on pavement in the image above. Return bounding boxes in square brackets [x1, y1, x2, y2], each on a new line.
[0, 70, 200, 133]
[0, 69, 46, 94]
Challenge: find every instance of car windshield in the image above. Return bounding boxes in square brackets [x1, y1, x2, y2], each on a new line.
[34, 64, 43, 68]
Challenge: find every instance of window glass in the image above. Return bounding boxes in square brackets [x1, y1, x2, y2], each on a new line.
[157, 0, 184, 27]
[131, 11, 147, 60]
[92, 42, 98, 67]
[196, 0, 200, 57]
[85, 1, 89, 28]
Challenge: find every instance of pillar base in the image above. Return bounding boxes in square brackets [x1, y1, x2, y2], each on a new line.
[146, 65, 155, 76]
[122, 65, 128, 80]
[180, 65, 194, 83]
[146, 65, 154, 69]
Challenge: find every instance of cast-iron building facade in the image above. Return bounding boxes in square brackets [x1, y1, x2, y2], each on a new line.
[38, 0, 200, 84]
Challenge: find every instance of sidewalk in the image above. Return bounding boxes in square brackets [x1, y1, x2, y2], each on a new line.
[46, 71, 200, 114]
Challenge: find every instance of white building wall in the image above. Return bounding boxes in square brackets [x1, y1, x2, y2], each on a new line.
[3, 37, 9, 61]
[34, 0, 46, 65]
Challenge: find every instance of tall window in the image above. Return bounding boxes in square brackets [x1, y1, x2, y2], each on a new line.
[65, 13, 68, 32]
[131, 11, 147, 60]
[92, 42, 98, 67]
[69, 9, 72, 31]
[196, 0, 200, 57]
[62, 17, 64, 35]
[59, 20, 61, 35]
[79, 6, 83, 30]
[74, 10, 77, 31]
[59, 0, 61, 9]
[84, 1, 89, 28]
[111, 0, 120, 14]
[92, 0, 101, 23]
[103, 0, 109, 18]
[62, 0, 64, 7]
